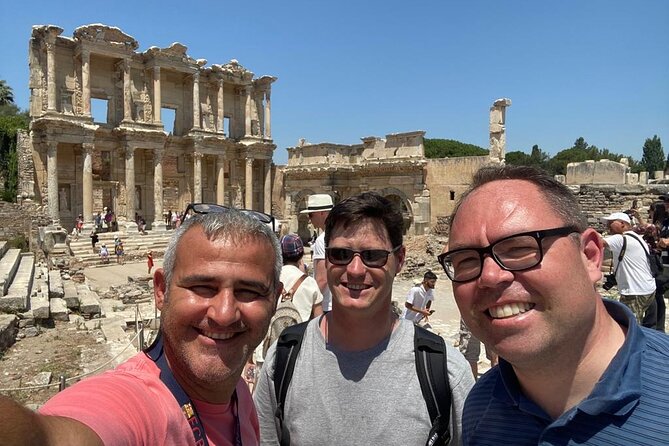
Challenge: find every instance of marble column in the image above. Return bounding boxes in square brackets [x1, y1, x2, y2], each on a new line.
[217, 79, 225, 134]
[47, 141, 59, 224]
[264, 159, 272, 214]
[153, 66, 161, 123]
[193, 151, 203, 203]
[245, 157, 253, 209]
[153, 148, 166, 231]
[46, 40, 57, 112]
[81, 50, 91, 116]
[82, 143, 94, 223]
[244, 87, 252, 137]
[216, 155, 226, 205]
[264, 90, 271, 139]
[192, 72, 201, 129]
[230, 159, 240, 207]
[122, 59, 132, 122]
[125, 146, 136, 220]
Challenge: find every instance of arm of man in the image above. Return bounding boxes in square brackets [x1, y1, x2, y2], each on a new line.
[253, 345, 281, 445]
[314, 258, 327, 294]
[0, 396, 103, 446]
[404, 301, 430, 317]
[310, 302, 323, 318]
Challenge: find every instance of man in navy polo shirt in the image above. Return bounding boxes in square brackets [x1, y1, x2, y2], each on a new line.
[439, 165, 669, 445]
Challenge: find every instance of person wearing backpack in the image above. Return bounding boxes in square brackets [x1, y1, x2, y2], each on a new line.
[254, 192, 474, 446]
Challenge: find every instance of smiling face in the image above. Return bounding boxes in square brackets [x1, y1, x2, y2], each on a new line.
[326, 218, 405, 316]
[153, 226, 278, 402]
[448, 179, 603, 368]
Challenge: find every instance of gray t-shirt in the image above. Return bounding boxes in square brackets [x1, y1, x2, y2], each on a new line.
[254, 317, 474, 445]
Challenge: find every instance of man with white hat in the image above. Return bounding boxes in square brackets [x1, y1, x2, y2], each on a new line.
[600, 211, 656, 323]
[301, 194, 334, 311]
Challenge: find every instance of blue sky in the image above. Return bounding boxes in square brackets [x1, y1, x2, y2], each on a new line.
[1, 0, 667, 165]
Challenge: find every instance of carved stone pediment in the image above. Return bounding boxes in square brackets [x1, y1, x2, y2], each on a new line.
[31, 25, 64, 40]
[144, 43, 198, 66]
[73, 24, 138, 50]
[217, 59, 254, 80]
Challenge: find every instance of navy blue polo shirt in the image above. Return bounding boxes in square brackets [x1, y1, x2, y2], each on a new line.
[462, 299, 669, 445]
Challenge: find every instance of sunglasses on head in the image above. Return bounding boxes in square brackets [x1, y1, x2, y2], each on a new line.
[325, 246, 401, 268]
[184, 203, 277, 232]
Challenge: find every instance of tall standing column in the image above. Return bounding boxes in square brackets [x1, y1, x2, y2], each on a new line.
[264, 159, 272, 214]
[192, 71, 201, 129]
[230, 159, 241, 207]
[122, 59, 132, 122]
[216, 155, 226, 205]
[217, 79, 225, 134]
[264, 90, 271, 139]
[46, 39, 58, 112]
[81, 50, 91, 116]
[153, 148, 165, 229]
[47, 141, 59, 224]
[193, 151, 203, 203]
[245, 157, 253, 209]
[244, 87, 252, 137]
[82, 143, 94, 223]
[125, 146, 136, 220]
[153, 66, 161, 123]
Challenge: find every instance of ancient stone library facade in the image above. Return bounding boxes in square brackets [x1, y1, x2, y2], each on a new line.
[19, 24, 276, 230]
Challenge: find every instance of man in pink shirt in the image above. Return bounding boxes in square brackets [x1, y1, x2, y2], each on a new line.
[0, 209, 282, 446]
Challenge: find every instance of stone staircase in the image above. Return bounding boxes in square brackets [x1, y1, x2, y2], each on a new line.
[68, 229, 173, 267]
[0, 240, 104, 352]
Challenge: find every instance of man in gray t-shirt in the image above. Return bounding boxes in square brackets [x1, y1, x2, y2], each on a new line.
[255, 192, 474, 445]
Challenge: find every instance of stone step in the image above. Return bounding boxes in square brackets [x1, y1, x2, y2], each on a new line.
[0, 249, 22, 296]
[0, 253, 35, 312]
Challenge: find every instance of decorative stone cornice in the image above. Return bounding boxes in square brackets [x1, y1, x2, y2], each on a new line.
[73, 24, 138, 51]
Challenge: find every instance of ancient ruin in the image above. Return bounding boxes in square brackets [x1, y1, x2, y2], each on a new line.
[20, 24, 277, 232]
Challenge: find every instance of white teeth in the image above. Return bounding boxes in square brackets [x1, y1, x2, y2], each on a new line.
[489, 302, 534, 319]
[347, 284, 367, 290]
[202, 330, 235, 340]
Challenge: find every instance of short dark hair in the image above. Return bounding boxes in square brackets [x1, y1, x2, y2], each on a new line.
[324, 192, 403, 249]
[451, 165, 587, 232]
[424, 270, 437, 281]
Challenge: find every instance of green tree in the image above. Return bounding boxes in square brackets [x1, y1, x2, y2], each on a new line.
[0, 80, 14, 106]
[0, 99, 29, 202]
[640, 135, 664, 173]
[424, 138, 487, 158]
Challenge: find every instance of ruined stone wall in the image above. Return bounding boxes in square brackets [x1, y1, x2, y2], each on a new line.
[0, 201, 52, 251]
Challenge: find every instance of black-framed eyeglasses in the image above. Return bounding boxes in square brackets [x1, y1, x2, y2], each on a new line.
[184, 203, 277, 233]
[326, 246, 401, 268]
[437, 226, 580, 283]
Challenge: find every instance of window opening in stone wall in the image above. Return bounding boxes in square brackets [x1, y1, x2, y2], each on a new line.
[450, 191, 456, 200]
[162, 107, 176, 134]
[101, 151, 111, 180]
[91, 98, 109, 124]
[224, 116, 231, 136]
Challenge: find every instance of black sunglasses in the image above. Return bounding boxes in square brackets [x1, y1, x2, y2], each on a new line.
[184, 203, 277, 233]
[325, 246, 401, 268]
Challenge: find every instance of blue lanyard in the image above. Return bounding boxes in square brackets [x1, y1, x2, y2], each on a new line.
[145, 334, 242, 446]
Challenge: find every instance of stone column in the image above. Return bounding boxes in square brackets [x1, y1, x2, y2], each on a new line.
[230, 159, 240, 207]
[152, 148, 166, 231]
[125, 146, 136, 221]
[46, 39, 58, 112]
[245, 157, 253, 209]
[244, 87, 252, 137]
[217, 79, 225, 134]
[82, 143, 94, 224]
[216, 155, 226, 205]
[153, 66, 161, 123]
[264, 159, 272, 214]
[81, 50, 91, 116]
[122, 59, 132, 122]
[193, 151, 203, 203]
[264, 90, 271, 139]
[47, 141, 59, 224]
[192, 71, 201, 129]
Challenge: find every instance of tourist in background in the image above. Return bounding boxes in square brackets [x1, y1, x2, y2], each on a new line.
[300, 194, 334, 311]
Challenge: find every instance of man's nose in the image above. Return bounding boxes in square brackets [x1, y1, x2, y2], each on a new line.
[206, 289, 241, 325]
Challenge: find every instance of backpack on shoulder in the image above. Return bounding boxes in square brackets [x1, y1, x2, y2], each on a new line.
[272, 322, 452, 446]
[262, 274, 308, 358]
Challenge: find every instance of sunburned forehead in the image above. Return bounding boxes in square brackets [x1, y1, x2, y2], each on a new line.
[329, 218, 391, 245]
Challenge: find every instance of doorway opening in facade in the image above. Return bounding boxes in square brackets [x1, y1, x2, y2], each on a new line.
[162, 107, 176, 134]
[91, 98, 109, 125]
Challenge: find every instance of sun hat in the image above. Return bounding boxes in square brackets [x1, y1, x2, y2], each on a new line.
[280, 234, 304, 258]
[300, 194, 334, 214]
[600, 212, 631, 225]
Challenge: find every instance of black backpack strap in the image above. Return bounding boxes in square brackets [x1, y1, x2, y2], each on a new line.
[414, 325, 451, 446]
[273, 320, 309, 446]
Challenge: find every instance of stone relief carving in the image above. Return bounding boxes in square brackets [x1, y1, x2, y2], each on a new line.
[144, 43, 197, 66]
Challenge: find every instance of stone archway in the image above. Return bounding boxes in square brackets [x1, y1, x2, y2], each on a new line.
[376, 187, 414, 235]
[292, 189, 317, 242]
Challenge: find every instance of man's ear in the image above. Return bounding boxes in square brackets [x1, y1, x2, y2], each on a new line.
[394, 245, 407, 275]
[580, 228, 604, 283]
[154, 267, 167, 311]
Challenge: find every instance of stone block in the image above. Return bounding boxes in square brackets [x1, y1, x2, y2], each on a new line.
[48, 270, 64, 299]
[0, 314, 18, 351]
[0, 294, 28, 312]
[49, 298, 69, 321]
[31, 292, 50, 319]
[63, 281, 79, 309]
[79, 289, 101, 315]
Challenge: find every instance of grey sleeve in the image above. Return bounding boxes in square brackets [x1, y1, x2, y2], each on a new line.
[446, 344, 476, 446]
[253, 344, 280, 446]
